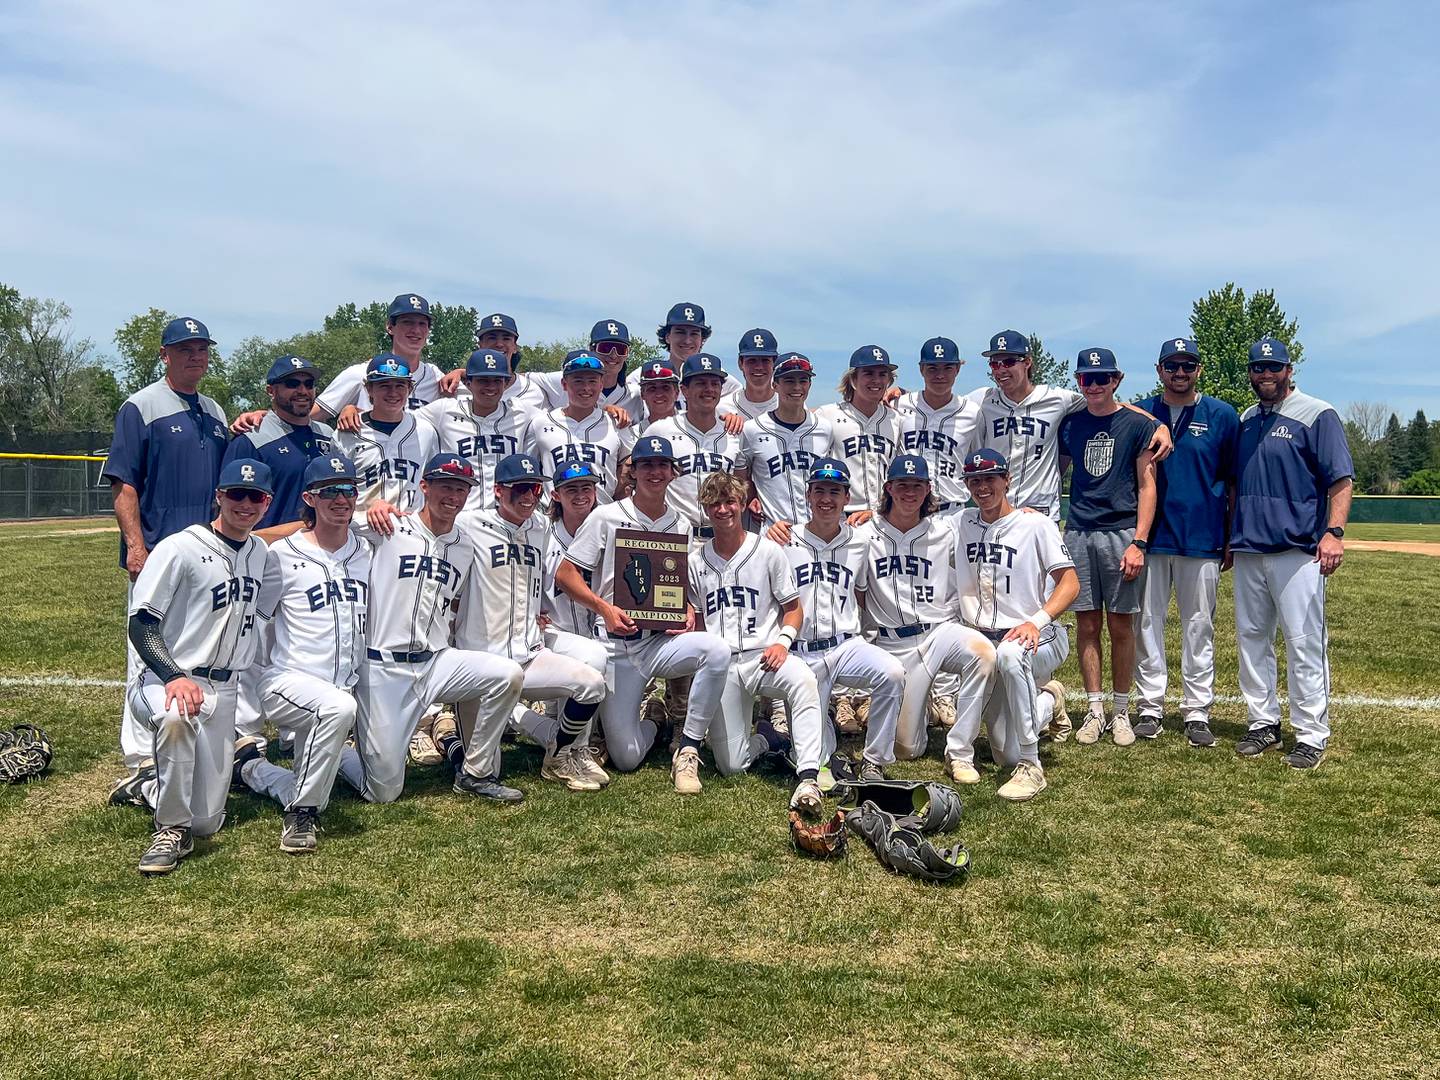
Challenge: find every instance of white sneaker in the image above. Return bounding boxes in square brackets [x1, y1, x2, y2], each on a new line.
[572, 744, 611, 788]
[789, 779, 823, 813]
[1075, 711, 1107, 745]
[407, 729, 444, 766]
[1040, 680, 1071, 743]
[1111, 713, 1135, 747]
[997, 761, 1048, 801]
[540, 744, 602, 792]
[672, 746, 703, 795]
[946, 757, 981, 785]
[928, 693, 957, 729]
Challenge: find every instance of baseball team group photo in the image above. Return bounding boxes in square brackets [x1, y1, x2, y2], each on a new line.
[4, 4, 1439, 1077]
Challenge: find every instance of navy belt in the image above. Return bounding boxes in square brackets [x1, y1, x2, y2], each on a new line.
[366, 648, 434, 663]
[878, 623, 931, 640]
[614, 628, 666, 643]
[191, 665, 234, 682]
[692, 525, 715, 539]
[936, 501, 957, 512]
[976, 627, 1009, 643]
[796, 633, 853, 653]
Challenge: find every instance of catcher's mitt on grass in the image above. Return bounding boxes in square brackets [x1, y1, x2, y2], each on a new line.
[0, 723, 54, 783]
[789, 808, 848, 859]
[845, 802, 971, 884]
[837, 779, 963, 835]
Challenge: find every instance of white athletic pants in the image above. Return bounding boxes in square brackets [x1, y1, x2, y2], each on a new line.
[1233, 550, 1331, 748]
[127, 670, 237, 836]
[970, 627, 1069, 769]
[1134, 554, 1220, 721]
[708, 651, 824, 775]
[802, 638, 905, 766]
[243, 671, 357, 812]
[342, 648, 523, 802]
[602, 631, 731, 772]
[119, 580, 151, 771]
[891, 624, 997, 760]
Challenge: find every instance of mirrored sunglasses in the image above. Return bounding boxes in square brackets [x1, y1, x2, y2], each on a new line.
[593, 341, 629, 356]
[312, 484, 358, 500]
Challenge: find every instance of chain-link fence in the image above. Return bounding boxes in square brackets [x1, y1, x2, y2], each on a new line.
[0, 455, 114, 520]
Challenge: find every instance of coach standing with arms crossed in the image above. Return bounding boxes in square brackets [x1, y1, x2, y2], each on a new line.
[1231, 338, 1352, 770]
[104, 317, 229, 785]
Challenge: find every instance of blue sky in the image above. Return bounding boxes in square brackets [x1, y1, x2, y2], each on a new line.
[3, 0, 1437, 418]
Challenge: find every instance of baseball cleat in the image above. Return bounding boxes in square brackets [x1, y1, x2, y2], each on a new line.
[927, 693, 957, 729]
[671, 746, 703, 795]
[231, 735, 266, 788]
[855, 757, 889, 782]
[1133, 715, 1163, 739]
[108, 763, 156, 808]
[945, 757, 981, 785]
[540, 744, 602, 792]
[1235, 724, 1284, 757]
[1041, 680, 1071, 742]
[138, 826, 193, 875]
[1110, 713, 1136, 746]
[789, 779, 823, 814]
[1184, 720, 1216, 748]
[997, 761, 1048, 801]
[280, 807, 321, 854]
[1075, 711, 1107, 745]
[1283, 743, 1326, 770]
[408, 729, 444, 767]
[832, 694, 861, 735]
[452, 771, 525, 802]
[572, 744, 611, 787]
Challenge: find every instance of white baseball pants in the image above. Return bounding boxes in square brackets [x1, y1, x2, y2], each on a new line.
[601, 631, 731, 772]
[1134, 554, 1220, 722]
[1233, 550, 1332, 748]
[707, 651, 824, 776]
[801, 638, 905, 766]
[966, 627, 1069, 768]
[119, 579, 150, 771]
[890, 624, 997, 760]
[242, 671, 357, 812]
[127, 670, 237, 836]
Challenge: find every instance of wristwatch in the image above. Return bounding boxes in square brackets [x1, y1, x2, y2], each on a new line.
[1325, 526, 1345, 539]
[1132, 538, 1150, 552]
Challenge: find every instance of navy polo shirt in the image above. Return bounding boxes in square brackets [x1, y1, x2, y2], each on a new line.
[1134, 394, 1239, 558]
[1232, 389, 1354, 555]
[222, 411, 335, 528]
[102, 379, 229, 567]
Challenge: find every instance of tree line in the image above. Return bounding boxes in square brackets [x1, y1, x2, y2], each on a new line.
[1342, 404, 1440, 495]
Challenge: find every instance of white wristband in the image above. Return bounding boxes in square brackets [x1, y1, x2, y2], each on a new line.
[776, 626, 798, 648]
[1028, 610, 1052, 630]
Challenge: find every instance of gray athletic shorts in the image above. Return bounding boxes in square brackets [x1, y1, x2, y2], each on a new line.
[1065, 527, 1144, 614]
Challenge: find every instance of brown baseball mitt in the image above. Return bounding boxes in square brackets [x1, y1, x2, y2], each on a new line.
[789, 808, 848, 859]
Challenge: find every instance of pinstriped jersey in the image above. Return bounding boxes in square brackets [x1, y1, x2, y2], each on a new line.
[525, 406, 625, 495]
[816, 402, 902, 513]
[689, 534, 797, 654]
[952, 508, 1072, 630]
[356, 515, 472, 654]
[259, 532, 370, 689]
[783, 523, 870, 642]
[896, 390, 984, 507]
[862, 515, 961, 631]
[967, 384, 1084, 519]
[544, 519, 595, 638]
[417, 397, 534, 510]
[316, 359, 444, 416]
[643, 414, 741, 527]
[453, 509, 547, 662]
[719, 388, 778, 421]
[129, 525, 270, 673]
[736, 411, 834, 525]
[332, 412, 438, 516]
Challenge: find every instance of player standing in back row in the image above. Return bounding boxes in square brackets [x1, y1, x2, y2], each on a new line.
[738, 353, 833, 536]
[817, 346, 901, 523]
[896, 336, 983, 518]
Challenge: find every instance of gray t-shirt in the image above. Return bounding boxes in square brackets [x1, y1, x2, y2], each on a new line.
[1058, 407, 1156, 531]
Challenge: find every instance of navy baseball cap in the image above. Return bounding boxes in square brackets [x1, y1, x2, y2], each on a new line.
[775, 352, 814, 379]
[850, 345, 895, 369]
[630, 435, 677, 462]
[1159, 337, 1200, 363]
[887, 454, 930, 481]
[1075, 347, 1120, 373]
[738, 328, 778, 358]
[562, 352, 604, 375]
[387, 294, 431, 321]
[554, 461, 603, 487]
[479, 312, 518, 337]
[563, 348, 588, 363]
[423, 453, 479, 486]
[590, 319, 630, 344]
[266, 354, 317, 384]
[304, 453, 358, 488]
[465, 348, 513, 378]
[682, 353, 727, 381]
[1249, 337, 1291, 364]
[218, 458, 275, 495]
[665, 302, 709, 330]
[807, 458, 851, 486]
[161, 317, 215, 347]
[962, 448, 1009, 478]
[921, 337, 961, 365]
[639, 361, 680, 385]
[365, 353, 413, 382]
[982, 330, 1029, 358]
[495, 453, 544, 486]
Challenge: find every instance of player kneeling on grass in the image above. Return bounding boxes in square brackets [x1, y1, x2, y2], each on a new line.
[450, 453, 610, 793]
[121, 458, 275, 875]
[237, 454, 370, 853]
[952, 450, 1080, 800]
[687, 472, 826, 809]
[335, 454, 527, 804]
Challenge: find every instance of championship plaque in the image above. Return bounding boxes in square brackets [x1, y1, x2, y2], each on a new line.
[612, 529, 690, 628]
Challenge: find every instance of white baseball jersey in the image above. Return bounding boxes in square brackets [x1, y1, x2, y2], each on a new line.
[358, 515, 472, 654]
[317, 359, 445, 417]
[863, 514, 961, 630]
[499, 371, 552, 412]
[129, 524, 270, 673]
[544, 519, 596, 637]
[259, 531, 371, 690]
[690, 534, 797, 654]
[967, 384, 1084, 517]
[896, 390, 984, 508]
[332, 412, 438, 515]
[736, 411, 834, 525]
[564, 497, 688, 648]
[454, 508, 548, 662]
[417, 397, 532, 509]
[528, 370, 643, 416]
[720, 388, 778, 422]
[643, 414, 741, 527]
[784, 523, 871, 642]
[952, 508, 1073, 630]
[817, 402, 901, 513]
[525, 406, 625, 494]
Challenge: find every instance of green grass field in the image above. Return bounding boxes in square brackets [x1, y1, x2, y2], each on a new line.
[1, 531, 1438, 1079]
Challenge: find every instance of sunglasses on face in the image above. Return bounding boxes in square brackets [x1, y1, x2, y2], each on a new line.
[1160, 361, 1198, 373]
[280, 377, 315, 390]
[312, 484, 358, 500]
[504, 482, 544, 498]
[222, 489, 268, 504]
[1078, 373, 1117, 386]
[988, 357, 1024, 368]
[593, 341, 629, 356]
[1249, 361, 1287, 374]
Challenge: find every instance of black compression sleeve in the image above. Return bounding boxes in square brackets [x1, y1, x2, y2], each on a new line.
[128, 610, 186, 684]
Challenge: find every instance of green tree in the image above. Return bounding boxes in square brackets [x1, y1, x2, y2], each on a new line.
[112, 307, 172, 395]
[1187, 283, 1303, 411]
[1404, 410, 1433, 477]
[1343, 402, 1393, 494]
[1399, 468, 1440, 496]
[323, 300, 479, 374]
[0, 295, 120, 437]
[1384, 412, 1408, 480]
[226, 324, 379, 413]
[1027, 334, 1070, 388]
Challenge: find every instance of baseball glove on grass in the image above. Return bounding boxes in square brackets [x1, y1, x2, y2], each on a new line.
[0, 723, 54, 783]
[789, 808, 848, 859]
